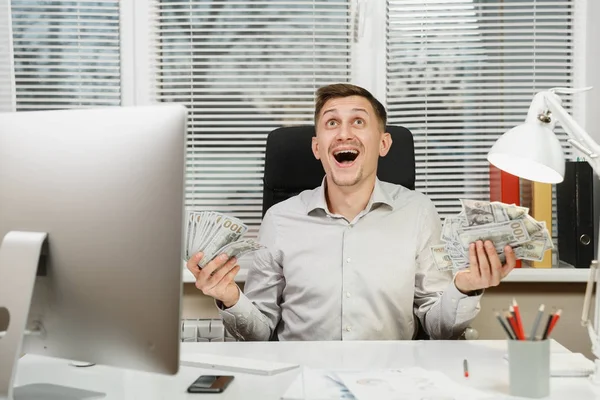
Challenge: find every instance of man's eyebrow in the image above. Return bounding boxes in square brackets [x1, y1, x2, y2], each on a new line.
[322, 107, 369, 116]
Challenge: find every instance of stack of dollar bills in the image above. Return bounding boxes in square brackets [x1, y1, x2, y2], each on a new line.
[430, 199, 553, 271]
[185, 211, 263, 268]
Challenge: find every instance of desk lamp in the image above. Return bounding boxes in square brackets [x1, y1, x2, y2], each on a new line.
[486, 87, 600, 382]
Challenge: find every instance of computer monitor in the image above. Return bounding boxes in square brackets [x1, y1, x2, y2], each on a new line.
[0, 105, 187, 399]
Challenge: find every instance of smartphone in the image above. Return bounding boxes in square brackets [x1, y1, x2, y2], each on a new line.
[187, 375, 234, 393]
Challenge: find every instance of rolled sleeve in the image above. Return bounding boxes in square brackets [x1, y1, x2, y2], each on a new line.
[413, 197, 482, 339]
[215, 209, 285, 341]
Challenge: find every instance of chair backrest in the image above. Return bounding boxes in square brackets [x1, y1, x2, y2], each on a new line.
[261, 125, 415, 216]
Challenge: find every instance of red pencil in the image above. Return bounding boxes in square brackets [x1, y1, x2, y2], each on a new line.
[507, 313, 523, 340]
[512, 299, 525, 340]
[544, 309, 562, 339]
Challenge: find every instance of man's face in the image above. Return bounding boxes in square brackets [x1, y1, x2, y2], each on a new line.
[312, 95, 391, 187]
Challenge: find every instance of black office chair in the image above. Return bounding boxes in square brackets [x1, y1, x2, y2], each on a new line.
[261, 125, 415, 217]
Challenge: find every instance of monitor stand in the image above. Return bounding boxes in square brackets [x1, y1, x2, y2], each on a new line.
[0, 231, 105, 400]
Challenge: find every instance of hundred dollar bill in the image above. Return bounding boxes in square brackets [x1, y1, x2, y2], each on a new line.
[430, 244, 453, 271]
[441, 216, 467, 242]
[457, 219, 530, 251]
[214, 239, 263, 261]
[198, 214, 248, 268]
[461, 199, 510, 226]
[514, 238, 547, 261]
[495, 202, 529, 220]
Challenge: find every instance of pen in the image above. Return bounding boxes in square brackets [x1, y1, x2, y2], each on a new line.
[463, 359, 469, 378]
[512, 298, 525, 340]
[506, 312, 523, 340]
[543, 309, 562, 340]
[541, 312, 554, 340]
[529, 304, 545, 340]
[495, 311, 515, 340]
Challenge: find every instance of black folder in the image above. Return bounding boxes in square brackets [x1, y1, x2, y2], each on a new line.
[556, 161, 595, 268]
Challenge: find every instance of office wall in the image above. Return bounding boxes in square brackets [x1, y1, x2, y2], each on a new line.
[183, 282, 595, 359]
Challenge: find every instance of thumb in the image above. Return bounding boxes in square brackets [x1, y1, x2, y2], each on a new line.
[187, 251, 204, 268]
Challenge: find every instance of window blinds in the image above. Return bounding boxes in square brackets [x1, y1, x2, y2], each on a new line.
[387, 0, 576, 219]
[10, 0, 121, 111]
[152, 0, 352, 238]
[0, 0, 14, 111]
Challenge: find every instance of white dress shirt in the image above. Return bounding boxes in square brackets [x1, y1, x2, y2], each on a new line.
[218, 178, 482, 341]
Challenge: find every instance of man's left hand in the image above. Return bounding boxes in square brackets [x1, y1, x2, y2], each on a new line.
[454, 240, 516, 294]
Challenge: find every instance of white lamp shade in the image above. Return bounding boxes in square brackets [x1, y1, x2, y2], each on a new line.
[487, 122, 565, 184]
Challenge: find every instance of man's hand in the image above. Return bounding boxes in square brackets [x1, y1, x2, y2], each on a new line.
[454, 240, 516, 294]
[186, 252, 241, 308]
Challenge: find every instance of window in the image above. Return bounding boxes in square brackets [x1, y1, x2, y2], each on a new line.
[10, 0, 121, 111]
[0, 1, 15, 111]
[151, 0, 352, 239]
[386, 0, 578, 220]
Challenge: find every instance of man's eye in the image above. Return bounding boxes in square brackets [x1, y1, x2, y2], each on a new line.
[326, 120, 337, 127]
[354, 119, 364, 125]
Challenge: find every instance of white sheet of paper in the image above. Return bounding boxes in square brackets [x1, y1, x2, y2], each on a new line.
[334, 368, 495, 400]
[280, 368, 355, 400]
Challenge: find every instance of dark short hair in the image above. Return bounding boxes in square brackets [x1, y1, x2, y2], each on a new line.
[314, 83, 387, 132]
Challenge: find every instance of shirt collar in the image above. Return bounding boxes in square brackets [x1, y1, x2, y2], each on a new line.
[306, 176, 395, 215]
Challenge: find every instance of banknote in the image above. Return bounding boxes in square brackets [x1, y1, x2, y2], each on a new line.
[430, 244, 454, 271]
[461, 199, 510, 226]
[430, 199, 552, 272]
[457, 220, 530, 251]
[185, 210, 263, 268]
[514, 239, 547, 262]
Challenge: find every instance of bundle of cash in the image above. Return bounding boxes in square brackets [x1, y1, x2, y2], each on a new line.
[430, 199, 554, 271]
[185, 211, 263, 268]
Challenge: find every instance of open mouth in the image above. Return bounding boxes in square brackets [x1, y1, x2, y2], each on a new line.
[332, 149, 359, 167]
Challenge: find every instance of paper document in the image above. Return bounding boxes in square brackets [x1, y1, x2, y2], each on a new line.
[181, 353, 299, 376]
[280, 368, 355, 400]
[334, 368, 495, 400]
[281, 367, 495, 400]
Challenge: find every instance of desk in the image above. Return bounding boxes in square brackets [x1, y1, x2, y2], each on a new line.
[13, 340, 600, 399]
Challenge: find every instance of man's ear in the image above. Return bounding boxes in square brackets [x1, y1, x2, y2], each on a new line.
[311, 136, 321, 160]
[379, 132, 392, 157]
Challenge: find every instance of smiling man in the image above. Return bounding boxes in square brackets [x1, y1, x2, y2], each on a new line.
[187, 83, 516, 341]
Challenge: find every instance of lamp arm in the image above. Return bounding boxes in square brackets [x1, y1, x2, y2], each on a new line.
[543, 92, 600, 176]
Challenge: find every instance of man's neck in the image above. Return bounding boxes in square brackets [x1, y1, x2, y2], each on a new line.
[325, 175, 376, 222]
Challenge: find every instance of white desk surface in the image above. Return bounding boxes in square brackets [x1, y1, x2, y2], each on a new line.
[14, 340, 600, 399]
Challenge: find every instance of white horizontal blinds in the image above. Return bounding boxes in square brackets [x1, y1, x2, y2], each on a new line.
[11, 0, 120, 110]
[152, 0, 352, 238]
[387, 0, 575, 219]
[0, 0, 15, 111]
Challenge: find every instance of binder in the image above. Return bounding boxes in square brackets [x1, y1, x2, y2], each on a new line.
[490, 164, 522, 268]
[557, 161, 595, 268]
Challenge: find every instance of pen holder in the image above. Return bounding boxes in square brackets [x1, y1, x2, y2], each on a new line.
[507, 339, 550, 398]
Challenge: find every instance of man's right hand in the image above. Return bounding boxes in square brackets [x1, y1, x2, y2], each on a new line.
[186, 252, 241, 308]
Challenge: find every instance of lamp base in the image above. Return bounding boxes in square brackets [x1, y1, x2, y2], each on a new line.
[589, 360, 600, 385]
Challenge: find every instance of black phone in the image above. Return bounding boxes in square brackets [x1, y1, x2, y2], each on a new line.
[187, 375, 234, 393]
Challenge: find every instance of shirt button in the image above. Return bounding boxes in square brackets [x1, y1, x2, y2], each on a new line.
[345, 326, 352, 332]
[346, 292, 351, 298]
[346, 257, 351, 263]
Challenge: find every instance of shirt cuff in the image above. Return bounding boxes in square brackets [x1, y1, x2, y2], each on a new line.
[447, 277, 483, 312]
[215, 290, 255, 339]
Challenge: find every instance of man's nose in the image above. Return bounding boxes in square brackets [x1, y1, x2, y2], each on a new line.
[336, 122, 355, 140]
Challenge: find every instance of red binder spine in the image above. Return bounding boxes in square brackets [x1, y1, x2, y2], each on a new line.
[490, 164, 522, 268]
